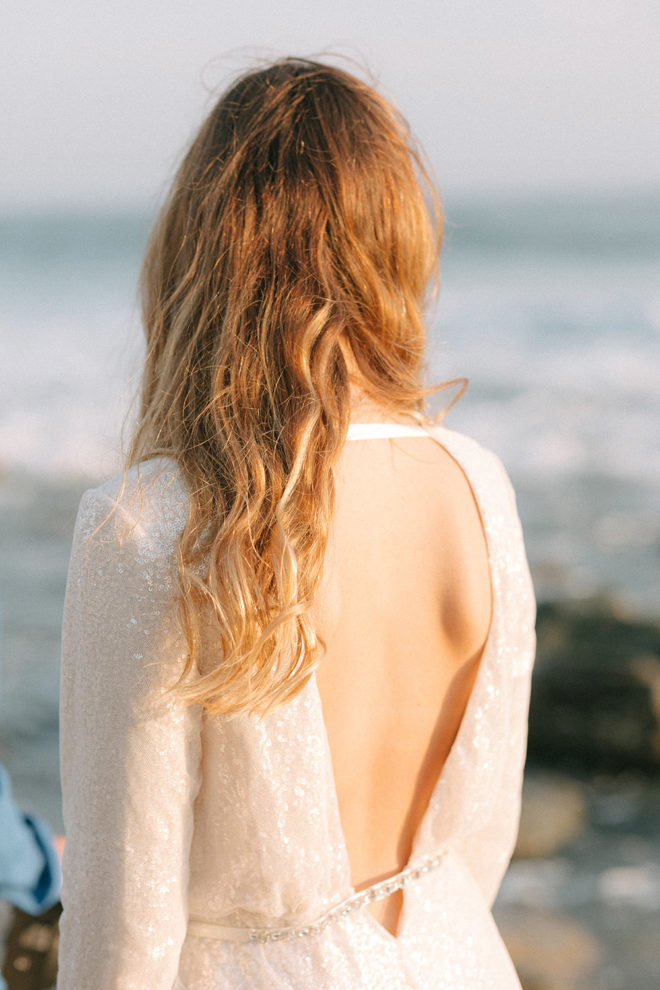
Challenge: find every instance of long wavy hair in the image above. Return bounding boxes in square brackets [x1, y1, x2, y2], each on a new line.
[129, 57, 452, 715]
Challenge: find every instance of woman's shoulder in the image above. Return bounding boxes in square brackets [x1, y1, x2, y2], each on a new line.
[94, 454, 186, 503]
[424, 422, 516, 501]
[74, 456, 189, 560]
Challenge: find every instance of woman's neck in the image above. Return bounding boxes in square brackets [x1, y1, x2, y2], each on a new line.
[348, 386, 419, 426]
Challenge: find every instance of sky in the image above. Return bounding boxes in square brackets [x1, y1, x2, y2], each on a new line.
[2, 0, 660, 210]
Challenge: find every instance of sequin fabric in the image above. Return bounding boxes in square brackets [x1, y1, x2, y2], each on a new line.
[187, 851, 448, 942]
[57, 425, 536, 989]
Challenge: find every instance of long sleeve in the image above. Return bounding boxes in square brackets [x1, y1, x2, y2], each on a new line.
[467, 626, 535, 909]
[450, 451, 536, 908]
[58, 483, 202, 989]
[485, 462, 536, 906]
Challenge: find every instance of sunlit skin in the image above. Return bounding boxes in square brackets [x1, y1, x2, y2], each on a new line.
[312, 396, 492, 938]
[53, 835, 65, 862]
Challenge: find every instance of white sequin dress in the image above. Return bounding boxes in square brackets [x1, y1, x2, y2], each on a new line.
[58, 423, 536, 989]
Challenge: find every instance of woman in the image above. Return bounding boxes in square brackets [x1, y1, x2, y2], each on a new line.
[58, 58, 535, 989]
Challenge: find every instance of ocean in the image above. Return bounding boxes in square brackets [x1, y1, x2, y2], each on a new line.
[1, 193, 658, 617]
[1, 193, 659, 987]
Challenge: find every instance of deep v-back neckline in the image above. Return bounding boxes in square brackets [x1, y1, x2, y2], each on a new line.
[311, 421, 500, 941]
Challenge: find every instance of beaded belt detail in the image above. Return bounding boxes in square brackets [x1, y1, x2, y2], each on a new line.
[187, 849, 447, 944]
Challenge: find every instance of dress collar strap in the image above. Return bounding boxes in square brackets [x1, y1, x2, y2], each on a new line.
[346, 422, 431, 440]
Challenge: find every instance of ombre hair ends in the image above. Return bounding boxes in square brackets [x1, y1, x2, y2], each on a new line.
[129, 57, 452, 715]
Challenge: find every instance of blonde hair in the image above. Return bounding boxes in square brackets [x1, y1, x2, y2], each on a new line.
[129, 57, 452, 715]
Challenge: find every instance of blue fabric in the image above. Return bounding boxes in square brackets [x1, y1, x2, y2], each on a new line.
[0, 763, 61, 914]
[0, 591, 60, 990]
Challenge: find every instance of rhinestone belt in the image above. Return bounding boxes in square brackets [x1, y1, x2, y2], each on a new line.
[187, 849, 447, 944]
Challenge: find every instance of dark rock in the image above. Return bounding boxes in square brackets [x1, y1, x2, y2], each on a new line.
[495, 906, 603, 990]
[527, 599, 660, 775]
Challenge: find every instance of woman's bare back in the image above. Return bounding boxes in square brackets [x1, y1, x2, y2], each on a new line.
[312, 427, 493, 937]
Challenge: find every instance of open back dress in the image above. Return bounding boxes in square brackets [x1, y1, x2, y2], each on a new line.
[58, 422, 536, 990]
